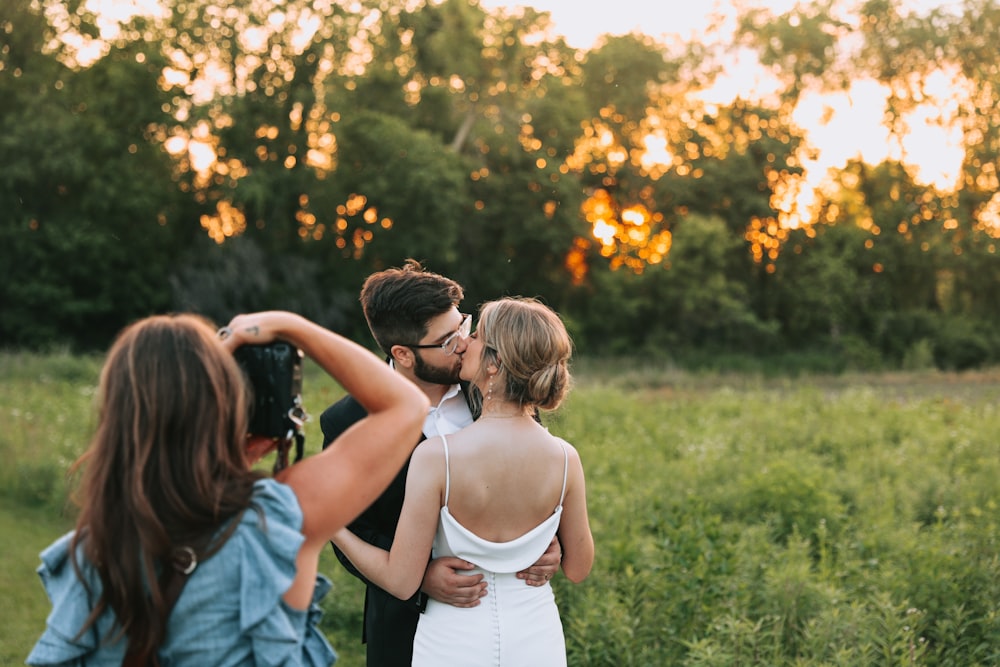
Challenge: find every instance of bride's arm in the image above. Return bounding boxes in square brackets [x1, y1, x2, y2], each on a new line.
[332, 438, 445, 599]
[556, 443, 594, 583]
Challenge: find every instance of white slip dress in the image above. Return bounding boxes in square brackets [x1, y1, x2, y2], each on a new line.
[411, 435, 569, 667]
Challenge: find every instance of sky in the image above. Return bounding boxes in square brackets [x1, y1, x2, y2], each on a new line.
[480, 0, 963, 51]
[479, 0, 967, 196]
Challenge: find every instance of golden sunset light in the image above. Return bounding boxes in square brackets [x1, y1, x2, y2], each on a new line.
[483, 0, 964, 192]
[79, 0, 975, 267]
[478, 0, 970, 268]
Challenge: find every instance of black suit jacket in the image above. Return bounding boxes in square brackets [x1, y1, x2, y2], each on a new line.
[320, 384, 474, 667]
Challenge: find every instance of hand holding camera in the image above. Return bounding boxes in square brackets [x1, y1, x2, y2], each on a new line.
[219, 315, 309, 473]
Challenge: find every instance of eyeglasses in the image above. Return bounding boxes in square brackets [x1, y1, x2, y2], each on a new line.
[407, 314, 471, 356]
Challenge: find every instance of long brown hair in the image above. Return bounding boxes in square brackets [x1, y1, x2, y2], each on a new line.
[69, 314, 262, 656]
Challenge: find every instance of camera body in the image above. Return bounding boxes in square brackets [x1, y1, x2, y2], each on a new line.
[233, 341, 307, 470]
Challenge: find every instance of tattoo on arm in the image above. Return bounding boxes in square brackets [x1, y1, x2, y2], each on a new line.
[246, 325, 260, 336]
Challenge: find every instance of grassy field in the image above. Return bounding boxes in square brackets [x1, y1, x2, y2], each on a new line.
[4, 351, 1000, 665]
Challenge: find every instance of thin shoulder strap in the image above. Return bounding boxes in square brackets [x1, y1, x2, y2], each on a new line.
[558, 442, 569, 506]
[442, 434, 451, 507]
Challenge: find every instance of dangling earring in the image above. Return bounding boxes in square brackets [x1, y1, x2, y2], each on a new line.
[484, 375, 494, 406]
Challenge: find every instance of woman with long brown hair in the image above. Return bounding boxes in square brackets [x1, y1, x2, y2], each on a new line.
[28, 310, 428, 666]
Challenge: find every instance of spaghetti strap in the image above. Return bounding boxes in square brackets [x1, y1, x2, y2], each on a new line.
[558, 442, 569, 507]
[442, 434, 451, 508]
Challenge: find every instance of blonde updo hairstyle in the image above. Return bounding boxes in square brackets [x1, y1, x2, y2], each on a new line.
[475, 297, 572, 412]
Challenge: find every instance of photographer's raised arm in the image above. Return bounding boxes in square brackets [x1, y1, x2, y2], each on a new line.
[222, 311, 428, 608]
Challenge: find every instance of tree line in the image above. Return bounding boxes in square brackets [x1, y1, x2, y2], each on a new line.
[2, 0, 999, 370]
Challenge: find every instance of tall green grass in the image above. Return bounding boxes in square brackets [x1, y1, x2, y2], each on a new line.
[4, 351, 1000, 665]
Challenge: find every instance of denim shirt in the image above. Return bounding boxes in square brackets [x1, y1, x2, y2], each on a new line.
[27, 479, 337, 667]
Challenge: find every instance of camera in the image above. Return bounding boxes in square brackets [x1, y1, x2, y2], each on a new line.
[233, 341, 308, 471]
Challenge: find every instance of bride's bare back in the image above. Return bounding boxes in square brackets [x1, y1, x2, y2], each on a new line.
[439, 417, 570, 543]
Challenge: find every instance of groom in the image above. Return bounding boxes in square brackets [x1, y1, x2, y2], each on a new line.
[321, 260, 561, 667]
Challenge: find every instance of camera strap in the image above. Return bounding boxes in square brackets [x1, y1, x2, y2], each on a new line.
[272, 399, 307, 474]
[120, 546, 204, 667]
[121, 513, 246, 667]
[273, 431, 305, 473]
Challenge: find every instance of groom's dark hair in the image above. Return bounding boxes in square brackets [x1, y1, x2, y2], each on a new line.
[360, 259, 464, 355]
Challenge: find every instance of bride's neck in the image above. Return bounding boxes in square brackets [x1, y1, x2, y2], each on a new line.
[479, 399, 531, 419]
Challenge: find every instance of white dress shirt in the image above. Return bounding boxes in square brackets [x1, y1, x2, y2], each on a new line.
[424, 383, 474, 438]
[387, 360, 473, 438]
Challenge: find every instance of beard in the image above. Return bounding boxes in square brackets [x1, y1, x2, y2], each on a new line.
[413, 351, 462, 386]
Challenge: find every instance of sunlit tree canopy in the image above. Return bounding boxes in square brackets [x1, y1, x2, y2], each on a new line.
[5, 0, 1000, 371]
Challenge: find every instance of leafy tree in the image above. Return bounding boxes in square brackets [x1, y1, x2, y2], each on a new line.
[455, 141, 584, 308]
[736, 0, 853, 101]
[854, 0, 1000, 328]
[580, 34, 680, 122]
[317, 110, 470, 272]
[336, 0, 592, 305]
[856, 0, 958, 137]
[658, 214, 777, 352]
[7, 0, 1000, 369]
[769, 221, 889, 349]
[0, 1, 182, 349]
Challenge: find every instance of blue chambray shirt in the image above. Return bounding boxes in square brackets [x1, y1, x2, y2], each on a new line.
[27, 479, 337, 667]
